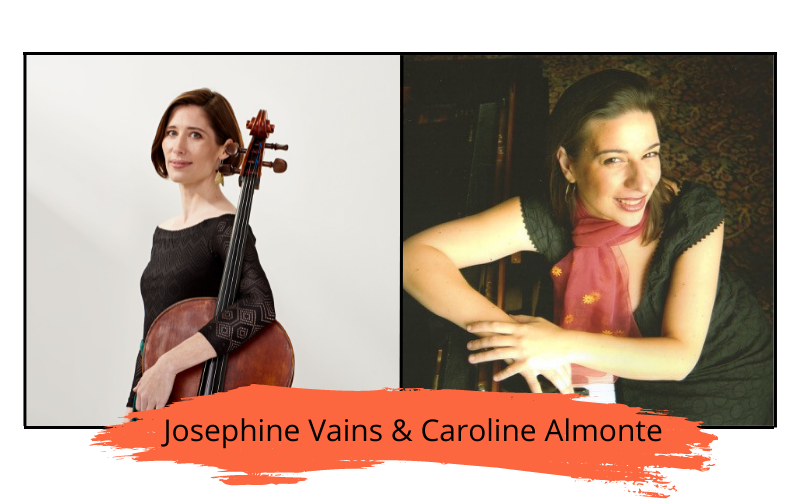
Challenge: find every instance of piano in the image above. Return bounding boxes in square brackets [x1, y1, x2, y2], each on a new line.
[403, 57, 614, 404]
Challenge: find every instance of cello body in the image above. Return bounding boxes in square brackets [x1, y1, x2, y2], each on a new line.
[143, 297, 294, 406]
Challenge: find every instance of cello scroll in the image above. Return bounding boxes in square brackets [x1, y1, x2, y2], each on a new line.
[218, 110, 289, 188]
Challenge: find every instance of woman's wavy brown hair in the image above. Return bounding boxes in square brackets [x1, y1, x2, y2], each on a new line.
[151, 88, 243, 179]
[546, 70, 675, 244]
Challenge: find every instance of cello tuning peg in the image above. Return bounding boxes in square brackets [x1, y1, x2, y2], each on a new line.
[217, 164, 241, 176]
[265, 143, 289, 151]
[262, 159, 287, 173]
[224, 143, 241, 156]
[272, 159, 287, 173]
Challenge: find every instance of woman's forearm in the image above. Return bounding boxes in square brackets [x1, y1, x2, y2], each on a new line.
[403, 242, 513, 331]
[564, 330, 698, 381]
[158, 332, 218, 375]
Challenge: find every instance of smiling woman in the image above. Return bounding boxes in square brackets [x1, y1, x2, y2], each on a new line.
[151, 88, 243, 183]
[402, 70, 773, 426]
[162, 106, 225, 185]
[125, 89, 276, 416]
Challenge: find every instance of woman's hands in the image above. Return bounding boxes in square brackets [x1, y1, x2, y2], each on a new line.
[467, 315, 574, 394]
[515, 364, 573, 395]
[133, 358, 177, 411]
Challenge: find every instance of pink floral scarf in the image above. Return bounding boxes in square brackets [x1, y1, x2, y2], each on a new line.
[551, 199, 645, 384]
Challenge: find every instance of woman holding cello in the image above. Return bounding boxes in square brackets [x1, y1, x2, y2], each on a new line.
[125, 88, 277, 415]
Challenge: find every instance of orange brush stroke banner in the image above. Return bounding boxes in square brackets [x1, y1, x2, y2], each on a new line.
[92, 386, 715, 496]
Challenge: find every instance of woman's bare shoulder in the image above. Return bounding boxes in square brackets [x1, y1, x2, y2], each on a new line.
[158, 216, 179, 230]
[158, 209, 236, 231]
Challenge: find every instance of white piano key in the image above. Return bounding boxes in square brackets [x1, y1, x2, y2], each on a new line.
[575, 383, 616, 404]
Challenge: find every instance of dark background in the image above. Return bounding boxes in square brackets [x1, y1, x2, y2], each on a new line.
[402, 54, 774, 389]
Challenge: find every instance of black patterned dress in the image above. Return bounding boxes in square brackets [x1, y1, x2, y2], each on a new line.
[127, 214, 275, 407]
[521, 182, 773, 426]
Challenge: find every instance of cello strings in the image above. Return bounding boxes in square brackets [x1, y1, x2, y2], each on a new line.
[219, 149, 258, 319]
[234, 140, 261, 295]
[199, 113, 277, 395]
[219, 174, 252, 309]
[207, 138, 264, 392]
[207, 174, 252, 393]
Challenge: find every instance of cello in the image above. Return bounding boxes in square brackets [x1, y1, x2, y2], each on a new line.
[138, 109, 294, 410]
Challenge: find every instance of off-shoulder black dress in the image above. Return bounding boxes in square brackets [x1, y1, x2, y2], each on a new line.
[521, 182, 773, 426]
[126, 214, 275, 408]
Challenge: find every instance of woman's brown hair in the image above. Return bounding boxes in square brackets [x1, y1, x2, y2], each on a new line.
[151, 88, 244, 179]
[546, 70, 675, 243]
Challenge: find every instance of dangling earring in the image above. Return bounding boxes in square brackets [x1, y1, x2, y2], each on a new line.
[215, 159, 224, 186]
[564, 182, 575, 202]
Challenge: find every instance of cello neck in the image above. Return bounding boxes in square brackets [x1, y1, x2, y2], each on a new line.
[215, 160, 258, 314]
[198, 109, 282, 397]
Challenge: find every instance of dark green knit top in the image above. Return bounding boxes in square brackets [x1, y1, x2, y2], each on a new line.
[521, 182, 773, 426]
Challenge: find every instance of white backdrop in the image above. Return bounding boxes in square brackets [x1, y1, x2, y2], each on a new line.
[25, 55, 399, 426]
